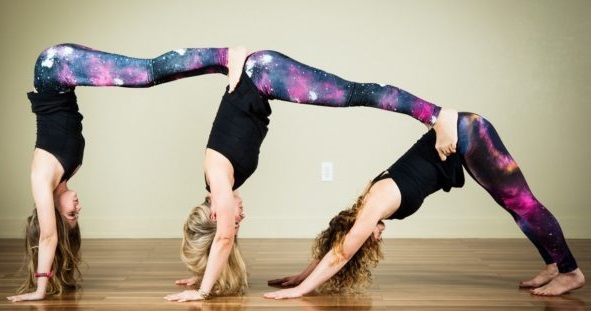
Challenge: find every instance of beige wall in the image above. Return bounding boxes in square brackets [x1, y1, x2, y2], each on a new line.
[1, 0, 589, 239]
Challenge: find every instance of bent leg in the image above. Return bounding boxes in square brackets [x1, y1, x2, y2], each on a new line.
[244, 50, 440, 125]
[457, 112, 584, 295]
[33, 43, 230, 93]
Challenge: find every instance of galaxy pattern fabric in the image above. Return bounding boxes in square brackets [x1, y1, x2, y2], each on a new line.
[245, 50, 440, 125]
[33, 43, 229, 93]
[33, 45, 441, 124]
[457, 112, 577, 273]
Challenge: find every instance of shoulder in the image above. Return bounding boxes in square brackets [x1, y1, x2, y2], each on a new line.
[31, 148, 64, 181]
[204, 148, 234, 187]
[364, 178, 402, 220]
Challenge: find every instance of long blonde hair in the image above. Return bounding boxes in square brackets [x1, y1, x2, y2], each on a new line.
[312, 183, 383, 294]
[18, 208, 82, 295]
[180, 197, 248, 296]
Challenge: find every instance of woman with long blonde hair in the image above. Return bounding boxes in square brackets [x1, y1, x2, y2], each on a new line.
[177, 197, 248, 297]
[18, 208, 82, 296]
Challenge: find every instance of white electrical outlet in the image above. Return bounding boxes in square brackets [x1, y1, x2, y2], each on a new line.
[321, 161, 334, 181]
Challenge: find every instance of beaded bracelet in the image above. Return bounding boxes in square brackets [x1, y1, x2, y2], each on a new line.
[34, 271, 54, 278]
[197, 288, 211, 300]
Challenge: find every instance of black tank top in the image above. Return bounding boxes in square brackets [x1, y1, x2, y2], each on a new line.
[372, 129, 464, 219]
[206, 71, 271, 190]
[29, 91, 85, 181]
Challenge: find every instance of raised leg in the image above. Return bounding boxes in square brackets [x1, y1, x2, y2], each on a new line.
[244, 50, 441, 125]
[33, 43, 230, 93]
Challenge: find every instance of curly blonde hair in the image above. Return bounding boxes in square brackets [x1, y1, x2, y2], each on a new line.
[180, 197, 248, 296]
[18, 208, 82, 296]
[312, 183, 383, 294]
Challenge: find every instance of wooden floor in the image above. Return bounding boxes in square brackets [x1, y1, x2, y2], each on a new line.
[0, 238, 589, 310]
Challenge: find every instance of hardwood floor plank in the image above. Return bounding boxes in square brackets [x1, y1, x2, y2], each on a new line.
[1, 238, 589, 310]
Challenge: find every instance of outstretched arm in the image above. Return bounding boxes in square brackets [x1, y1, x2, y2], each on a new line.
[268, 259, 320, 288]
[264, 179, 399, 299]
[264, 213, 378, 299]
[7, 150, 62, 302]
[164, 149, 236, 302]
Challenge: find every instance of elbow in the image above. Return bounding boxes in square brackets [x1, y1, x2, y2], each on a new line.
[214, 235, 235, 248]
[39, 232, 58, 247]
[30, 169, 44, 183]
[338, 231, 367, 262]
[332, 247, 355, 264]
[340, 249, 355, 262]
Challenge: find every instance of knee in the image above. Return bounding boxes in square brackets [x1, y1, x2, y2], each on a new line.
[33, 44, 80, 91]
[35, 44, 76, 70]
[245, 50, 282, 74]
[458, 111, 481, 125]
[247, 50, 281, 62]
[457, 112, 490, 153]
[458, 112, 494, 132]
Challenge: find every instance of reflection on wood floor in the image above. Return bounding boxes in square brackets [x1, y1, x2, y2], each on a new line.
[1, 238, 589, 310]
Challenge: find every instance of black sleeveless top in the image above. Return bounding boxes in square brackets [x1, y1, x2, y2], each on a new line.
[206, 71, 271, 190]
[372, 129, 464, 219]
[29, 91, 85, 181]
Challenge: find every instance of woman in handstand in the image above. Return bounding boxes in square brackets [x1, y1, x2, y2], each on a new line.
[264, 112, 585, 298]
[9, 44, 457, 302]
[7, 44, 248, 302]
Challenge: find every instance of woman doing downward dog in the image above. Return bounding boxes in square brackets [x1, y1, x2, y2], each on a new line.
[265, 112, 585, 298]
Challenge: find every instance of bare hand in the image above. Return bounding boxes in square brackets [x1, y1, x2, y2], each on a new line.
[164, 290, 206, 302]
[432, 108, 458, 161]
[267, 275, 302, 288]
[264, 287, 305, 300]
[7, 291, 45, 302]
[227, 46, 248, 93]
[175, 276, 199, 287]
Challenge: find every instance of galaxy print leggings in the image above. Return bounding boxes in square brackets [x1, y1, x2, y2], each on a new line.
[33, 44, 439, 125]
[457, 112, 577, 273]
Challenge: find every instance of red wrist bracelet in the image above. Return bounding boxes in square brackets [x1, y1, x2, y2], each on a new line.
[34, 271, 54, 278]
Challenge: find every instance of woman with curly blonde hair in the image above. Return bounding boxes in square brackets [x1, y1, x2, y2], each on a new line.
[266, 112, 584, 299]
[312, 208, 384, 294]
[173, 197, 248, 299]
[268, 187, 385, 294]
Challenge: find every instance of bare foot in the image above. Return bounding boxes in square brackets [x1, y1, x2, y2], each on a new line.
[520, 264, 558, 288]
[531, 268, 585, 296]
[227, 46, 248, 93]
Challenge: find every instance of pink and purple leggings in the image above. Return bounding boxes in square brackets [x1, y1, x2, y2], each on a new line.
[458, 113, 577, 273]
[33, 44, 439, 124]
